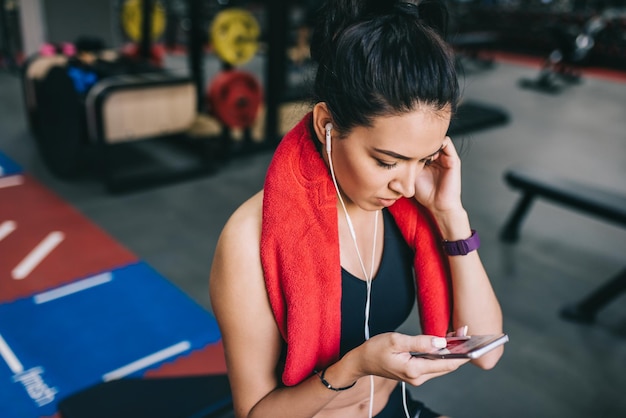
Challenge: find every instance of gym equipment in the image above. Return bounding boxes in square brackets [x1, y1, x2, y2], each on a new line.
[501, 167, 626, 242]
[36, 65, 89, 178]
[447, 101, 510, 137]
[21, 34, 220, 192]
[120, 42, 165, 67]
[210, 8, 260, 67]
[120, 0, 166, 42]
[86, 72, 215, 192]
[207, 70, 263, 129]
[67, 66, 98, 94]
[204, 6, 265, 157]
[500, 166, 626, 323]
[87, 75, 197, 144]
[20, 54, 69, 137]
[39, 42, 76, 57]
[264, 0, 289, 146]
[27, 38, 122, 178]
[22, 0, 304, 189]
[249, 101, 311, 143]
[518, 8, 624, 93]
[451, 31, 499, 73]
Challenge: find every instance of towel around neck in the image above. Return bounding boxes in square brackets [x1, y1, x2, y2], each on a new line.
[261, 113, 452, 386]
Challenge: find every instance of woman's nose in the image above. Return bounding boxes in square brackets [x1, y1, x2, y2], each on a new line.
[389, 164, 417, 198]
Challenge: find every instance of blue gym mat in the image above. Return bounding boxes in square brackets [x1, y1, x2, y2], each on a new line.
[0, 151, 22, 177]
[0, 262, 222, 418]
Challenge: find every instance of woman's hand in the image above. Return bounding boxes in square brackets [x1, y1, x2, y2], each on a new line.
[413, 136, 463, 215]
[344, 332, 469, 387]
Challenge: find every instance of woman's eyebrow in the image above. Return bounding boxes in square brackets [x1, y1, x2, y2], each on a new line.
[373, 148, 411, 160]
[373, 144, 444, 161]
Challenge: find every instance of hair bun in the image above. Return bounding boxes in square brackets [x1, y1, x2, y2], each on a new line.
[310, 1, 448, 63]
[414, 0, 449, 37]
[309, 0, 459, 134]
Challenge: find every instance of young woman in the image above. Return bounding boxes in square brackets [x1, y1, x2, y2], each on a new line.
[209, 1, 504, 417]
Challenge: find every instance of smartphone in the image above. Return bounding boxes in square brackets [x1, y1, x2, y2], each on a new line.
[410, 333, 509, 360]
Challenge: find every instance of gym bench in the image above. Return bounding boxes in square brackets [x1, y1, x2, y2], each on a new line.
[500, 166, 626, 324]
[85, 73, 217, 193]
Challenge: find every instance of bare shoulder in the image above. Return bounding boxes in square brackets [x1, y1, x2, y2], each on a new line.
[222, 190, 264, 242]
[209, 190, 282, 414]
[211, 190, 264, 284]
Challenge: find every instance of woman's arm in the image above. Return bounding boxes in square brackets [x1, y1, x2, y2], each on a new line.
[209, 191, 349, 417]
[415, 137, 504, 369]
[434, 209, 504, 369]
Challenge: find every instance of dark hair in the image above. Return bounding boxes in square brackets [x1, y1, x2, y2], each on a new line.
[309, 0, 459, 135]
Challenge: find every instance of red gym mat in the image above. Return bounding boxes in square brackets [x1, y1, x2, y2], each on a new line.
[0, 174, 137, 303]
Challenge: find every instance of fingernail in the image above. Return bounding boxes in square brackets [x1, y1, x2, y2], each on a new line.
[432, 337, 447, 348]
[459, 325, 468, 337]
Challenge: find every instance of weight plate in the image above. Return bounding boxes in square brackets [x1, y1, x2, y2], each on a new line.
[207, 70, 263, 129]
[121, 0, 166, 42]
[210, 8, 260, 66]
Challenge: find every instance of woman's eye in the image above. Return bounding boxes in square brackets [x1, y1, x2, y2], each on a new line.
[376, 159, 397, 169]
[424, 152, 441, 166]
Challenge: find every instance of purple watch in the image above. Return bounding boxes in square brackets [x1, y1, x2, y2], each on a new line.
[442, 230, 480, 256]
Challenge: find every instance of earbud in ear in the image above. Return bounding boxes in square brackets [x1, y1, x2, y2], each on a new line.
[325, 123, 333, 154]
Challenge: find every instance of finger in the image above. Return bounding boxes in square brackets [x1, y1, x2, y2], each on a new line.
[440, 136, 451, 151]
[446, 325, 467, 337]
[458, 325, 468, 337]
[407, 362, 468, 386]
[447, 325, 468, 338]
[445, 326, 471, 342]
[404, 335, 448, 354]
[441, 137, 458, 157]
[404, 358, 469, 385]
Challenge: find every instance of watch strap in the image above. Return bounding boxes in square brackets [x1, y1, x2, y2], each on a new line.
[442, 229, 480, 256]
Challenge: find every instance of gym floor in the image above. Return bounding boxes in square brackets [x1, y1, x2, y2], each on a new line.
[1, 54, 625, 417]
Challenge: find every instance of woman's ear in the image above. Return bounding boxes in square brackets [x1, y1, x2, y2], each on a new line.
[312, 102, 333, 149]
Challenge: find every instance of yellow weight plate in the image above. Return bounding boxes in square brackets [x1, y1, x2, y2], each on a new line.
[121, 0, 166, 42]
[210, 8, 260, 66]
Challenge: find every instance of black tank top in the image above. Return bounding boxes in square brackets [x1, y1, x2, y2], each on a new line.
[277, 209, 415, 366]
[339, 209, 415, 356]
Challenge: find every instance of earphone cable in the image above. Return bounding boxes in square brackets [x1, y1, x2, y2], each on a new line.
[327, 130, 379, 418]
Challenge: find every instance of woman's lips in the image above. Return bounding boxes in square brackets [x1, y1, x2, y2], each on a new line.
[377, 198, 397, 207]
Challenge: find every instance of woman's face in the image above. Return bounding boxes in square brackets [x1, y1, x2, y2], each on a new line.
[329, 107, 451, 211]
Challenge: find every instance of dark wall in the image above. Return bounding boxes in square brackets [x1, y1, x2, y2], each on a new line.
[44, 0, 115, 47]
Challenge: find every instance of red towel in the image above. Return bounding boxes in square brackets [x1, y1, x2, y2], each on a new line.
[261, 113, 452, 386]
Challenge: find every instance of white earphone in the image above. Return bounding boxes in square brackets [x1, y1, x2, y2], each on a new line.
[323, 119, 411, 418]
[325, 122, 333, 154]
[324, 119, 383, 418]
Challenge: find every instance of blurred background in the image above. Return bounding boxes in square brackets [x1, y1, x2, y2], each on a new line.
[0, 1, 625, 417]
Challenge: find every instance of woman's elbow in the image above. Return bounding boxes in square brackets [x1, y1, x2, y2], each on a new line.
[472, 346, 504, 370]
